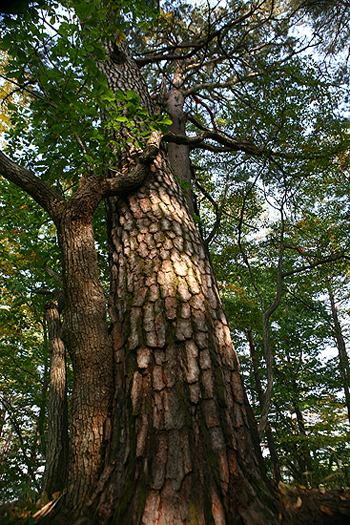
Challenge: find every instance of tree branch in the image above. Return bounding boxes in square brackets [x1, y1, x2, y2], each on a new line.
[183, 72, 259, 96]
[0, 150, 65, 221]
[282, 253, 349, 278]
[162, 129, 261, 155]
[103, 130, 162, 196]
[134, 3, 258, 67]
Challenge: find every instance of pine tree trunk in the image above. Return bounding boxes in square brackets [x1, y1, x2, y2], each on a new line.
[78, 150, 280, 524]
[64, 40, 283, 525]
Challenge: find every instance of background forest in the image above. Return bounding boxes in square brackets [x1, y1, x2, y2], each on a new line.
[1, 0, 350, 518]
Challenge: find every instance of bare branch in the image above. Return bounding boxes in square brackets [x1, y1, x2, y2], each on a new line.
[163, 129, 261, 155]
[184, 72, 259, 96]
[282, 253, 350, 278]
[134, 3, 258, 67]
[190, 143, 232, 153]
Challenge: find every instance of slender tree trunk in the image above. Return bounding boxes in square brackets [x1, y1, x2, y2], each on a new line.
[37, 318, 49, 459]
[290, 384, 313, 481]
[274, 396, 309, 484]
[42, 296, 69, 499]
[283, 351, 313, 482]
[247, 327, 282, 484]
[166, 72, 194, 214]
[326, 279, 350, 426]
[57, 199, 114, 515]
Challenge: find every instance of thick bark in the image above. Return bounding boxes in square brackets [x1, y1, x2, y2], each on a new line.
[0, 132, 162, 522]
[42, 297, 69, 499]
[83, 152, 281, 525]
[57, 194, 114, 515]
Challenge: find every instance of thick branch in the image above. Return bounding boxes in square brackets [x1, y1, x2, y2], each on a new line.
[1, 131, 161, 228]
[0, 150, 65, 220]
[103, 130, 162, 196]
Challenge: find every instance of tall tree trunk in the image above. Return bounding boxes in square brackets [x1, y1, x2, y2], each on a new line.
[247, 327, 282, 484]
[326, 279, 350, 426]
[73, 40, 283, 525]
[57, 196, 114, 515]
[86, 152, 279, 524]
[42, 295, 69, 499]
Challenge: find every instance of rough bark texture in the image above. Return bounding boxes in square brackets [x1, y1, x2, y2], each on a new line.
[57, 193, 114, 514]
[42, 298, 69, 499]
[77, 151, 281, 525]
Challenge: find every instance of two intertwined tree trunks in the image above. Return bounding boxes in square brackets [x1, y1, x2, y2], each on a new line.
[37, 41, 284, 524]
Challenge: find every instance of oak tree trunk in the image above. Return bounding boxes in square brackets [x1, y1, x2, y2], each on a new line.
[57, 198, 114, 515]
[42, 297, 69, 499]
